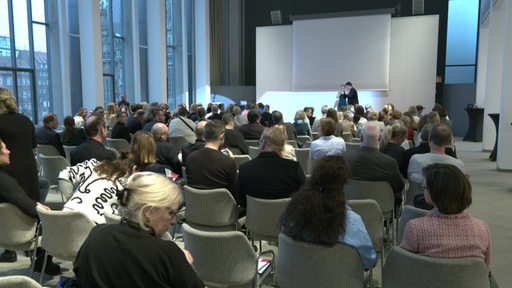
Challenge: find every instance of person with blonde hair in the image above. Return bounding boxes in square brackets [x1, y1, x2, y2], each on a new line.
[293, 110, 312, 138]
[130, 130, 170, 175]
[105, 102, 117, 129]
[74, 172, 204, 288]
[273, 124, 297, 161]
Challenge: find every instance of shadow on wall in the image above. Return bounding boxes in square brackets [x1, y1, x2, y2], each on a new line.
[211, 86, 256, 106]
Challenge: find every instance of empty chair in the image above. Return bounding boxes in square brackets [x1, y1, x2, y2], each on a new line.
[397, 205, 429, 243]
[342, 131, 353, 143]
[0, 276, 42, 288]
[276, 233, 364, 288]
[36, 145, 61, 158]
[248, 146, 259, 159]
[246, 196, 291, 250]
[182, 185, 244, 231]
[294, 148, 310, 175]
[182, 223, 273, 288]
[36, 206, 96, 283]
[245, 139, 259, 147]
[233, 154, 251, 170]
[106, 138, 131, 153]
[345, 180, 396, 244]
[382, 247, 489, 288]
[38, 154, 70, 202]
[62, 145, 76, 163]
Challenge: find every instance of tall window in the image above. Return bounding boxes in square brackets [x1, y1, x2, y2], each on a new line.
[0, 0, 51, 123]
[165, 0, 177, 108]
[66, 0, 82, 113]
[100, 0, 125, 106]
[139, 0, 148, 103]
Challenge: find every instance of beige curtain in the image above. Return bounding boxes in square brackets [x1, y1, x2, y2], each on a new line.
[210, 1, 223, 86]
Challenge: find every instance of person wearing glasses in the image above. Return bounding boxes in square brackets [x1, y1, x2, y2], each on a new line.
[74, 172, 204, 288]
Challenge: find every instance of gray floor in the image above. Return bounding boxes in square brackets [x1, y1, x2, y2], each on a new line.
[1, 138, 510, 287]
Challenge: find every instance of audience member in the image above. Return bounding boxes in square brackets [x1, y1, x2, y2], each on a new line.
[221, 113, 248, 155]
[408, 124, 464, 183]
[36, 113, 66, 157]
[260, 104, 272, 127]
[152, 123, 182, 175]
[105, 102, 117, 129]
[304, 106, 315, 127]
[60, 115, 87, 146]
[238, 126, 305, 208]
[168, 107, 196, 144]
[271, 110, 297, 140]
[233, 106, 247, 127]
[325, 108, 343, 137]
[380, 123, 407, 170]
[143, 108, 166, 132]
[117, 94, 130, 111]
[181, 121, 207, 165]
[130, 130, 170, 175]
[273, 124, 297, 161]
[74, 172, 204, 288]
[70, 116, 116, 165]
[401, 164, 493, 279]
[206, 104, 222, 121]
[312, 105, 329, 132]
[185, 120, 238, 202]
[126, 109, 145, 134]
[237, 109, 265, 140]
[310, 118, 346, 160]
[74, 107, 88, 128]
[281, 156, 376, 269]
[344, 122, 404, 207]
[110, 111, 131, 143]
[341, 111, 358, 137]
[292, 110, 312, 138]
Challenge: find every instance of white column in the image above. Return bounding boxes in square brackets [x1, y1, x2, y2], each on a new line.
[78, 0, 104, 109]
[194, 0, 211, 105]
[475, 21, 489, 109]
[497, 0, 512, 170]
[146, 0, 167, 104]
[482, 0, 507, 151]
[125, 0, 140, 104]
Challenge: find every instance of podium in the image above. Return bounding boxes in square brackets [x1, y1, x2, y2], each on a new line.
[463, 108, 484, 142]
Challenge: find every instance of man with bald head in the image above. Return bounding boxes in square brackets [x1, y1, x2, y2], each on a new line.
[181, 120, 207, 165]
[344, 121, 404, 205]
[151, 123, 182, 175]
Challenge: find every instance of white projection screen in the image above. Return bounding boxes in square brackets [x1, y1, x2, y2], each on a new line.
[292, 14, 391, 90]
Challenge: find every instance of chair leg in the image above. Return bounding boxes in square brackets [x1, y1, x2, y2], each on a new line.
[38, 250, 48, 284]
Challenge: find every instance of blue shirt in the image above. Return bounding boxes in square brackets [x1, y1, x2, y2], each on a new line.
[339, 207, 377, 269]
[309, 135, 346, 160]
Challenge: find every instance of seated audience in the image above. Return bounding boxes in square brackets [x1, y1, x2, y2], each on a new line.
[221, 114, 249, 155]
[181, 121, 207, 165]
[126, 108, 145, 134]
[185, 120, 238, 202]
[341, 111, 358, 138]
[74, 108, 88, 128]
[380, 123, 407, 171]
[60, 115, 87, 146]
[310, 118, 346, 160]
[237, 109, 265, 140]
[130, 130, 170, 175]
[110, 111, 132, 143]
[152, 123, 182, 175]
[74, 172, 204, 288]
[105, 102, 117, 129]
[59, 154, 135, 224]
[271, 110, 297, 140]
[401, 163, 493, 279]
[326, 108, 343, 137]
[168, 107, 196, 144]
[311, 105, 329, 132]
[281, 156, 377, 270]
[70, 116, 116, 165]
[143, 108, 166, 132]
[238, 126, 305, 208]
[292, 110, 312, 138]
[36, 112, 66, 157]
[233, 106, 248, 127]
[408, 124, 464, 183]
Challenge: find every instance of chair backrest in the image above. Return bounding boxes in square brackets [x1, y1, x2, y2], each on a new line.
[182, 224, 257, 287]
[0, 276, 42, 288]
[303, 140, 312, 148]
[345, 180, 395, 220]
[352, 138, 362, 143]
[246, 196, 290, 243]
[106, 146, 120, 159]
[36, 206, 96, 261]
[348, 199, 385, 252]
[276, 233, 364, 288]
[0, 203, 38, 250]
[106, 138, 131, 153]
[345, 142, 361, 153]
[62, 145, 76, 163]
[307, 158, 319, 175]
[405, 180, 424, 206]
[182, 185, 240, 231]
[36, 145, 61, 157]
[103, 212, 122, 224]
[296, 135, 312, 145]
[248, 146, 259, 159]
[233, 154, 251, 170]
[38, 154, 70, 185]
[311, 132, 319, 140]
[228, 147, 242, 155]
[397, 205, 429, 243]
[294, 148, 310, 175]
[382, 247, 489, 288]
[341, 131, 353, 143]
[286, 140, 298, 148]
[245, 139, 259, 147]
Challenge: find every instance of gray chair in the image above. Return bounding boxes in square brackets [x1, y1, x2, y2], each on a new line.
[296, 135, 312, 146]
[233, 154, 252, 170]
[345, 180, 396, 244]
[0, 203, 39, 276]
[397, 205, 429, 243]
[342, 131, 353, 143]
[286, 140, 298, 148]
[0, 276, 42, 288]
[106, 137, 131, 153]
[345, 141, 361, 153]
[182, 185, 245, 231]
[294, 148, 310, 175]
[307, 158, 319, 175]
[103, 211, 122, 224]
[106, 146, 120, 159]
[303, 140, 312, 148]
[382, 247, 489, 288]
[36, 206, 96, 283]
[36, 145, 61, 158]
[311, 132, 319, 140]
[38, 154, 70, 202]
[62, 145, 76, 163]
[245, 139, 259, 147]
[248, 146, 259, 160]
[182, 223, 273, 288]
[276, 233, 364, 288]
[405, 180, 424, 206]
[245, 196, 291, 251]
